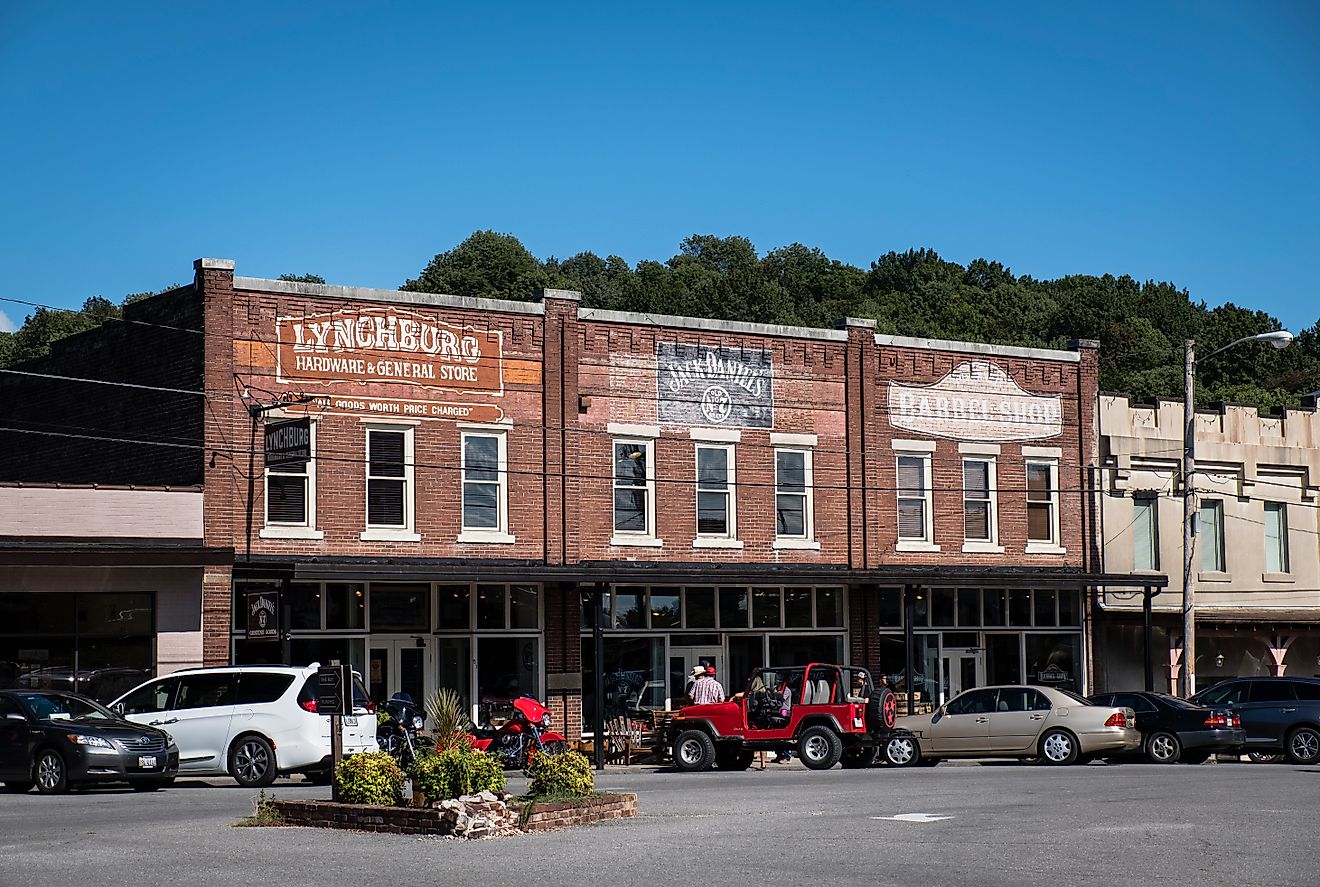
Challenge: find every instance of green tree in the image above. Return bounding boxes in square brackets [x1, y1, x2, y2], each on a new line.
[278, 273, 327, 284]
[402, 230, 554, 301]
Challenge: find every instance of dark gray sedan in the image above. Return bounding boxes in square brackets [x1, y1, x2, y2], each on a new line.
[0, 690, 179, 794]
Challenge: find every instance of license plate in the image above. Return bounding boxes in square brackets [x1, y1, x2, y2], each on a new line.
[138, 755, 157, 769]
[344, 716, 357, 727]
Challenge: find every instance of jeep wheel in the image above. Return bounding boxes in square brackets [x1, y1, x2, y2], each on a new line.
[715, 747, 754, 771]
[869, 687, 898, 731]
[673, 730, 716, 772]
[839, 747, 878, 769]
[884, 734, 921, 767]
[797, 725, 843, 770]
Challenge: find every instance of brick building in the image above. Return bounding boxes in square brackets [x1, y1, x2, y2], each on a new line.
[1, 257, 1157, 735]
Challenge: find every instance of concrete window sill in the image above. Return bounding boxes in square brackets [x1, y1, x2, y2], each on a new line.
[1197, 571, 1232, 583]
[359, 529, 422, 543]
[457, 531, 517, 544]
[1025, 543, 1068, 555]
[693, 538, 744, 549]
[610, 535, 664, 548]
[772, 538, 821, 550]
[962, 541, 1005, 554]
[1261, 572, 1294, 583]
[259, 526, 324, 541]
[896, 540, 941, 553]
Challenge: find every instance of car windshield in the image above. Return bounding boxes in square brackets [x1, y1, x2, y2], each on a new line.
[1153, 693, 1200, 710]
[17, 693, 117, 722]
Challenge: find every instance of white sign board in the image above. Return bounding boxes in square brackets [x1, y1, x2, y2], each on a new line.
[888, 361, 1062, 442]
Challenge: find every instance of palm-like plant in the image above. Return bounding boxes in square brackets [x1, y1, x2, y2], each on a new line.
[424, 687, 470, 753]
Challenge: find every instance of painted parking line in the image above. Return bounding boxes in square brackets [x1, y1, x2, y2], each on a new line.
[871, 813, 953, 823]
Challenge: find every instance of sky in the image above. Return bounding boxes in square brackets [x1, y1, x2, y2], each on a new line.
[1, 1, 1317, 335]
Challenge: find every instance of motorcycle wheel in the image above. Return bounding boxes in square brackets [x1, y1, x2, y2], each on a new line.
[543, 740, 568, 756]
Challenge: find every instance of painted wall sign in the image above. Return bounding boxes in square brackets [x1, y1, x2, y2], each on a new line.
[656, 342, 775, 428]
[272, 307, 506, 421]
[888, 360, 1062, 441]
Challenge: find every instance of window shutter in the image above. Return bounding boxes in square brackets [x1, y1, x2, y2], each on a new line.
[267, 475, 307, 524]
[964, 502, 989, 540]
[369, 431, 406, 477]
[1027, 503, 1051, 542]
[368, 478, 406, 526]
[963, 461, 988, 497]
[897, 457, 925, 497]
[898, 500, 926, 539]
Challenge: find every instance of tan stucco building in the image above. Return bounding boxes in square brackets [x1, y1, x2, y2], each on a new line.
[1095, 395, 1320, 693]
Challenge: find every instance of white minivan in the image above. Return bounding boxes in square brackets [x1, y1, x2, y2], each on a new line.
[110, 663, 377, 787]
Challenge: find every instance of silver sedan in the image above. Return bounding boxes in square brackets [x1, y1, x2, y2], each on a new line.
[884, 685, 1140, 766]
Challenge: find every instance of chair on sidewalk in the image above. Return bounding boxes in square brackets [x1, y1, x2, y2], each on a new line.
[605, 715, 651, 765]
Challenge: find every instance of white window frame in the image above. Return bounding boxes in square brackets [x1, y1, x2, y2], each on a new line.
[360, 420, 421, 542]
[1263, 501, 1289, 576]
[772, 445, 818, 549]
[260, 418, 323, 540]
[896, 451, 938, 552]
[961, 456, 1001, 553]
[1024, 457, 1065, 554]
[458, 428, 515, 544]
[610, 434, 661, 547]
[693, 442, 740, 547]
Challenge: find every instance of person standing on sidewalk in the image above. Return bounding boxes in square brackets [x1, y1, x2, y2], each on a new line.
[690, 665, 726, 705]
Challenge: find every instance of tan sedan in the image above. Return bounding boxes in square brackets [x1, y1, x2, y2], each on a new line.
[884, 685, 1140, 766]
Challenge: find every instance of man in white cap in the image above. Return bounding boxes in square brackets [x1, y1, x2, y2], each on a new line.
[684, 665, 705, 702]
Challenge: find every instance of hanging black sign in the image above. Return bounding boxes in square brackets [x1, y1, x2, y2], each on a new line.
[246, 591, 280, 642]
[264, 417, 311, 468]
[656, 342, 775, 428]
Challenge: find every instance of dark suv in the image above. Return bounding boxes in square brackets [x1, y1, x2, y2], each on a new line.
[1191, 677, 1320, 764]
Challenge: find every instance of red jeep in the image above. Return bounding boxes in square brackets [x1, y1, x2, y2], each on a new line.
[665, 663, 897, 771]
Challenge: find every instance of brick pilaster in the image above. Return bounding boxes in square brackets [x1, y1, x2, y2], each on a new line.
[198, 258, 237, 664]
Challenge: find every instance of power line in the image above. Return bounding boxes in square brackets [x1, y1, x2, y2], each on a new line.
[0, 294, 203, 337]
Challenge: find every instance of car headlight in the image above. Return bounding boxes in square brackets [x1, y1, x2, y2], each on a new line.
[541, 712, 552, 728]
[412, 716, 424, 731]
[66, 733, 115, 750]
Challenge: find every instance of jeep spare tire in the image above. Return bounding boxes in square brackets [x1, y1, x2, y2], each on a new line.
[868, 687, 898, 731]
[673, 729, 716, 772]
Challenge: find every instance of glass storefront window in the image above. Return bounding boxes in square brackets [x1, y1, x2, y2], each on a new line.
[1009, 590, 1032, 627]
[232, 582, 278, 629]
[476, 585, 506, 630]
[768, 634, 843, 668]
[613, 588, 646, 629]
[727, 635, 765, 693]
[438, 585, 471, 630]
[511, 585, 540, 630]
[987, 634, 1022, 685]
[685, 587, 715, 628]
[719, 588, 748, 629]
[957, 589, 979, 627]
[581, 636, 664, 728]
[1035, 589, 1058, 627]
[370, 583, 429, 632]
[983, 589, 1005, 626]
[1025, 634, 1081, 691]
[753, 589, 781, 628]
[912, 591, 929, 626]
[437, 637, 471, 712]
[325, 584, 365, 631]
[476, 636, 539, 724]
[1058, 590, 1079, 627]
[876, 588, 901, 628]
[650, 588, 681, 629]
[932, 589, 955, 626]
[784, 588, 813, 628]
[288, 582, 322, 630]
[817, 588, 843, 627]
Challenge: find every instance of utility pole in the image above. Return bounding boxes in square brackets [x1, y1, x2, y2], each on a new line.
[1182, 340, 1197, 698]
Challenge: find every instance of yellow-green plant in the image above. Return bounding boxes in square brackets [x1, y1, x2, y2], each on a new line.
[423, 687, 470, 752]
[409, 746, 505, 800]
[335, 751, 405, 806]
[526, 750, 594, 799]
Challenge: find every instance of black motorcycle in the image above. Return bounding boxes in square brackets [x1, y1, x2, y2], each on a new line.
[376, 693, 425, 767]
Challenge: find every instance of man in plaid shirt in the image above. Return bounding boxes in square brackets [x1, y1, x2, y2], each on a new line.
[690, 666, 726, 705]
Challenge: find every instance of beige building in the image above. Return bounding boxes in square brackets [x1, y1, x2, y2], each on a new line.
[1095, 395, 1320, 693]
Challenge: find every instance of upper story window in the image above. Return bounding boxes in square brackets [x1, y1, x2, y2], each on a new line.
[1132, 494, 1160, 571]
[962, 458, 996, 543]
[613, 439, 655, 538]
[262, 419, 321, 539]
[459, 430, 513, 543]
[695, 444, 736, 540]
[1264, 501, 1289, 574]
[362, 424, 419, 541]
[1199, 499, 1225, 572]
[896, 453, 934, 547]
[774, 448, 813, 540]
[1025, 460, 1060, 548]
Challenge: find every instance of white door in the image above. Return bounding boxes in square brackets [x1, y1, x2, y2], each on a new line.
[369, 638, 430, 706]
[938, 649, 985, 705]
[671, 647, 724, 705]
[167, 672, 241, 773]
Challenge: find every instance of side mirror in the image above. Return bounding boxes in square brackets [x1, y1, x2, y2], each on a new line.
[112, 702, 126, 716]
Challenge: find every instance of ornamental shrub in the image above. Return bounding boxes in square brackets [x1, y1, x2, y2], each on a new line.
[335, 751, 405, 806]
[409, 746, 505, 801]
[526, 750, 594, 799]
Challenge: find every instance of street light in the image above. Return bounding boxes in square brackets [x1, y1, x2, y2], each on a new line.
[1182, 330, 1294, 697]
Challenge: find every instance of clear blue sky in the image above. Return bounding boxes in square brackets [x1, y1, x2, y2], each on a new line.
[1, 1, 1317, 335]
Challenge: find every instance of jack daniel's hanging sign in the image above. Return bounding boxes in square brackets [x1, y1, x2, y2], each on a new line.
[246, 592, 280, 643]
[656, 343, 775, 428]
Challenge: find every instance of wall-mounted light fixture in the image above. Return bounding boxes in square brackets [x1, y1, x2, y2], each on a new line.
[1215, 653, 1226, 669]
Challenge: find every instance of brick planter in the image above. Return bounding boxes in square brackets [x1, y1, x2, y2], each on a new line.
[269, 793, 637, 836]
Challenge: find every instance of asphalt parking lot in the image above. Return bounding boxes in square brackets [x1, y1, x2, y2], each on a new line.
[2, 759, 1317, 887]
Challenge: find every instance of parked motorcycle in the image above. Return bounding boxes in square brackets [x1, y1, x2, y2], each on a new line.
[468, 695, 568, 769]
[377, 692, 425, 767]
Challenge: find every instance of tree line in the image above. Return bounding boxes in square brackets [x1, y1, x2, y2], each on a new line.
[4, 235, 1316, 409]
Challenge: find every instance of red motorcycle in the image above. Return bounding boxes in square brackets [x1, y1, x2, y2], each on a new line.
[468, 695, 569, 769]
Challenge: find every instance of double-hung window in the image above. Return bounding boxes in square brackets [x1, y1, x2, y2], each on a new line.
[262, 419, 321, 539]
[695, 444, 736, 541]
[774, 448, 813, 541]
[459, 430, 513, 543]
[612, 438, 657, 543]
[1199, 499, 1225, 572]
[962, 458, 996, 545]
[1264, 501, 1289, 574]
[363, 424, 418, 541]
[896, 451, 935, 549]
[1025, 458, 1061, 551]
[1132, 494, 1160, 571]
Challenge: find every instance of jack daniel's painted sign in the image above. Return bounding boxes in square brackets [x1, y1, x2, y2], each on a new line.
[656, 343, 775, 428]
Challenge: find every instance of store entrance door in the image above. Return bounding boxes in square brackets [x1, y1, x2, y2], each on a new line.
[939, 648, 985, 704]
[369, 638, 428, 706]
[670, 646, 723, 706]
